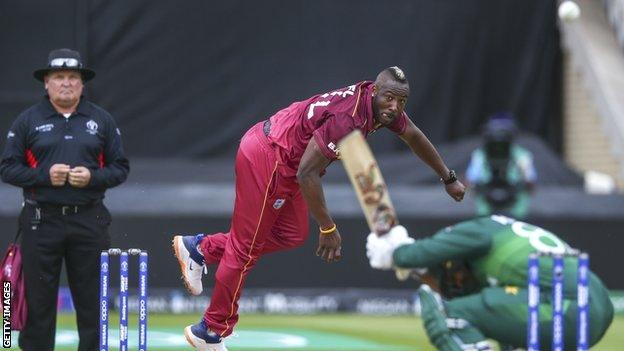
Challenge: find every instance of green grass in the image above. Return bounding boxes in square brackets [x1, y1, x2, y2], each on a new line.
[7, 313, 624, 350]
[238, 314, 430, 349]
[240, 314, 624, 351]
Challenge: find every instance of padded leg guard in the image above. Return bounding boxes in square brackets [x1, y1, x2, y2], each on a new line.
[419, 285, 492, 351]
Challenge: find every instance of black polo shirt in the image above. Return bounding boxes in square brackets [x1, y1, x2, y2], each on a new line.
[0, 97, 129, 205]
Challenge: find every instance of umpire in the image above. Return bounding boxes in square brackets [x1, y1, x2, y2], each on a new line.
[0, 48, 129, 350]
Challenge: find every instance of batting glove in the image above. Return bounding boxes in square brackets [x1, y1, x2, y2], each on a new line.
[366, 225, 415, 270]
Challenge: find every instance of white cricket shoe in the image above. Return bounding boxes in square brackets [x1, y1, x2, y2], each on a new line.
[184, 320, 228, 351]
[172, 234, 206, 295]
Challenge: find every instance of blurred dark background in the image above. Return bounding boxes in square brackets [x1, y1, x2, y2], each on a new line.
[0, 0, 563, 156]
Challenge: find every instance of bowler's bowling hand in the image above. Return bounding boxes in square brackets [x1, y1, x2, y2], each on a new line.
[68, 166, 92, 188]
[49, 164, 70, 186]
[316, 227, 342, 263]
[445, 180, 466, 202]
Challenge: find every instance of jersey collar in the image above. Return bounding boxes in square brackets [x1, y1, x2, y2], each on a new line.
[40, 95, 92, 119]
[362, 83, 381, 135]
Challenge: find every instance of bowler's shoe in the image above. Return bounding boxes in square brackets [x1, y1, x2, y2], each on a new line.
[184, 320, 228, 351]
[172, 234, 205, 295]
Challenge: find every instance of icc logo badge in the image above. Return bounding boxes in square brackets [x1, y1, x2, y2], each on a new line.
[86, 120, 99, 135]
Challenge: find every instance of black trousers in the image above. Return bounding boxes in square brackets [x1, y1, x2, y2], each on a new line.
[18, 202, 111, 351]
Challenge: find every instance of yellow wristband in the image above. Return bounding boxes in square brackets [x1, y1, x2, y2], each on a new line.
[319, 224, 337, 234]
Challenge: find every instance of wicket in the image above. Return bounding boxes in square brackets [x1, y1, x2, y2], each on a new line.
[527, 251, 589, 351]
[100, 248, 149, 351]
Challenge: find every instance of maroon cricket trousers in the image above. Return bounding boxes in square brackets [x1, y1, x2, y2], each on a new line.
[199, 121, 309, 337]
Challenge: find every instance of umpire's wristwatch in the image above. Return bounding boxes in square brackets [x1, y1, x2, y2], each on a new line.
[441, 170, 457, 185]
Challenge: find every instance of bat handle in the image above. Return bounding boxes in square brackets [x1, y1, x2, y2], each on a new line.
[395, 268, 411, 281]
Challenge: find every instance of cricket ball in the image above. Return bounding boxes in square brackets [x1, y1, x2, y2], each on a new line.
[558, 1, 581, 22]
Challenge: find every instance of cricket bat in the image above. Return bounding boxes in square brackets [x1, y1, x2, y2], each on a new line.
[337, 130, 410, 281]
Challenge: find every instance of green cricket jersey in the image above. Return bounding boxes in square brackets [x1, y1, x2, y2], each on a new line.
[393, 215, 591, 296]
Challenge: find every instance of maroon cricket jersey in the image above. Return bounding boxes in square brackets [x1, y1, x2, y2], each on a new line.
[266, 81, 408, 178]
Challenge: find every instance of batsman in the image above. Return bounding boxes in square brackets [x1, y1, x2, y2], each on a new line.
[366, 215, 614, 351]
